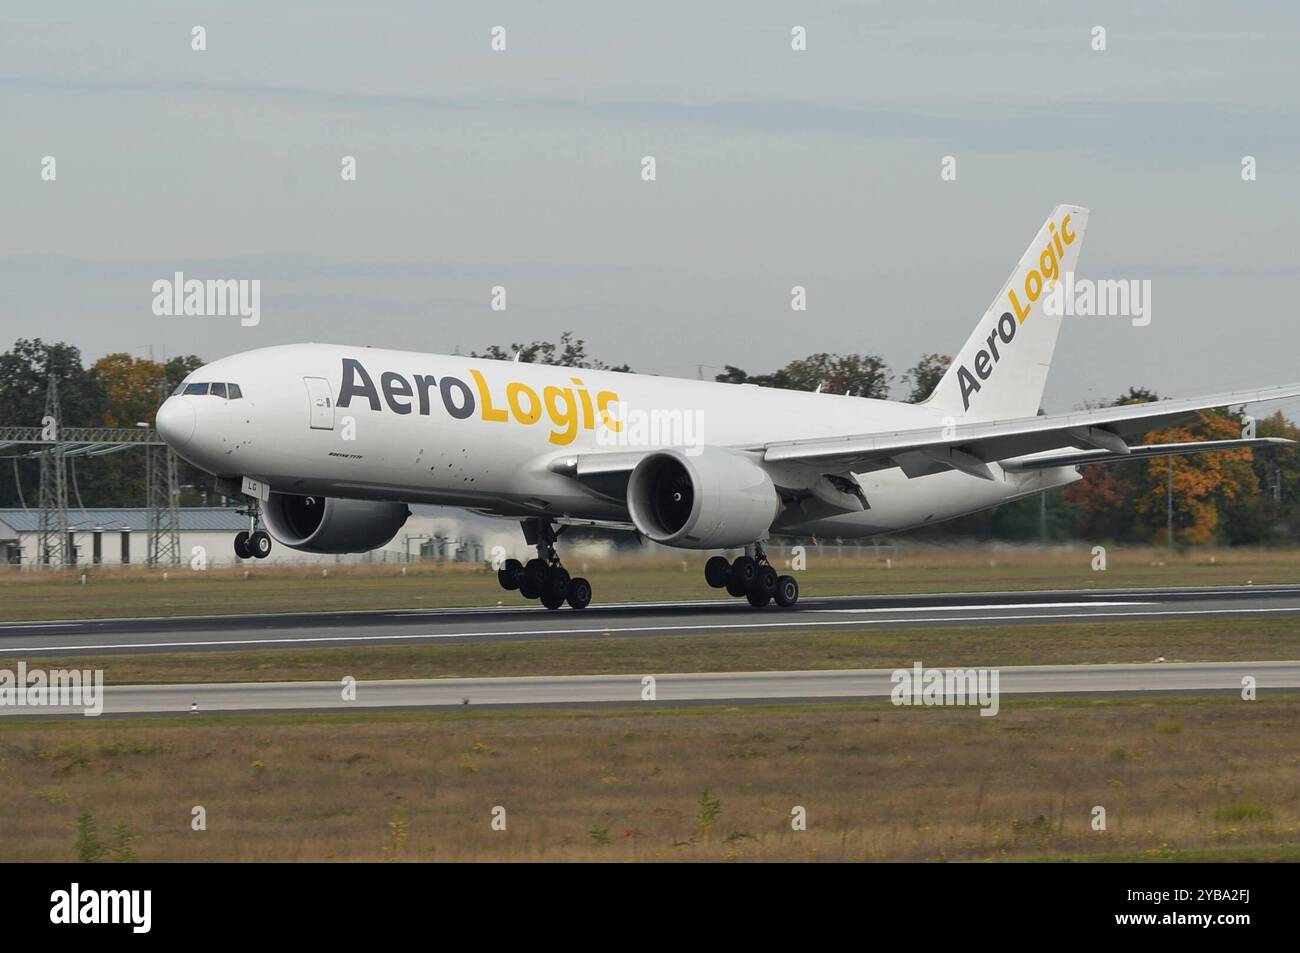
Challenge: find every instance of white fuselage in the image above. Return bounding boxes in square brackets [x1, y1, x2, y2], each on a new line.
[156, 343, 1078, 541]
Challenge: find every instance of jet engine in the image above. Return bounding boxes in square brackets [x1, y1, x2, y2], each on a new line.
[626, 448, 780, 549]
[263, 493, 410, 554]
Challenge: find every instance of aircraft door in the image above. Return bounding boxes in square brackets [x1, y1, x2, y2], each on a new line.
[303, 377, 335, 430]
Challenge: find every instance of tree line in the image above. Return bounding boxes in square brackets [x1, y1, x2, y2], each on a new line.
[3, 336, 1299, 547]
[0, 339, 205, 509]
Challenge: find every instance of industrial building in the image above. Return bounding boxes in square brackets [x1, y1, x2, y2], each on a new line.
[0, 507, 245, 567]
[0, 505, 579, 569]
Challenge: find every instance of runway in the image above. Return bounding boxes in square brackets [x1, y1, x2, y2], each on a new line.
[3, 660, 1296, 718]
[2, 584, 1300, 657]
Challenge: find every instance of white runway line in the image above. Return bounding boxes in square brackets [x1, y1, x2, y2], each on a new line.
[814, 601, 1150, 613]
[6, 661, 1300, 717]
[5, 604, 1300, 655]
[4, 583, 1300, 629]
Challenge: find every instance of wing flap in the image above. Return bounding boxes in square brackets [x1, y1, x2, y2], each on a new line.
[1001, 437, 1292, 471]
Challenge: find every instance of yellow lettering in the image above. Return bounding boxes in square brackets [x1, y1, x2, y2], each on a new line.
[545, 386, 579, 445]
[572, 377, 594, 429]
[1061, 214, 1075, 244]
[507, 382, 542, 424]
[1039, 245, 1059, 283]
[1008, 288, 1031, 323]
[471, 370, 508, 422]
[1024, 269, 1043, 302]
[597, 391, 623, 432]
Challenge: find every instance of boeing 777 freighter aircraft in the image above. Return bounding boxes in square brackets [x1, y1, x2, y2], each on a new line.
[156, 206, 1299, 609]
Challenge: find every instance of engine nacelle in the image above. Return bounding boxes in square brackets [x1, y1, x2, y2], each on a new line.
[263, 493, 410, 554]
[626, 448, 780, 549]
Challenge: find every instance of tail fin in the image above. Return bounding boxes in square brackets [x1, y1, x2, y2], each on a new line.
[926, 204, 1090, 420]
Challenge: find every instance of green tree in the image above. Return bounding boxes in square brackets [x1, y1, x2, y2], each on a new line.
[1220, 410, 1300, 544]
[0, 339, 107, 428]
[471, 331, 630, 372]
[781, 353, 891, 397]
[0, 339, 109, 509]
[1116, 386, 1159, 406]
[716, 352, 892, 397]
[714, 364, 793, 389]
[902, 353, 951, 403]
[0, 340, 208, 509]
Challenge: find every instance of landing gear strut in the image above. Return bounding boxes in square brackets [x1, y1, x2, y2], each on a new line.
[233, 498, 272, 560]
[497, 518, 592, 610]
[705, 542, 798, 608]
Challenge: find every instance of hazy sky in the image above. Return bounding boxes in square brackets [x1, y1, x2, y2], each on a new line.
[4, 1, 1300, 414]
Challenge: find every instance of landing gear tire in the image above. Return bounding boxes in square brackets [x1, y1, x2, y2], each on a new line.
[497, 558, 523, 591]
[730, 555, 757, 587]
[774, 574, 799, 608]
[543, 566, 570, 605]
[519, 558, 548, 599]
[726, 556, 757, 596]
[566, 577, 592, 610]
[746, 565, 778, 607]
[714, 545, 798, 607]
[704, 555, 730, 589]
[517, 518, 591, 610]
[539, 566, 571, 609]
[249, 530, 272, 559]
[233, 531, 251, 560]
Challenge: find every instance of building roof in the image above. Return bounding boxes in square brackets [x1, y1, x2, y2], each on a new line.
[0, 507, 248, 534]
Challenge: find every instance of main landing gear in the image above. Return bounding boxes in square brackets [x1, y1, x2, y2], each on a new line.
[233, 498, 272, 560]
[497, 518, 592, 610]
[705, 542, 798, 608]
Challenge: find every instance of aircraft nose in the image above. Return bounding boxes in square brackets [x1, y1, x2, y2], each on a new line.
[155, 397, 195, 447]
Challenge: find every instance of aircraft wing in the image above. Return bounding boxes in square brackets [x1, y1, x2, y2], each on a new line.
[1000, 438, 1292, 471]
[759, 382, 1300, 478]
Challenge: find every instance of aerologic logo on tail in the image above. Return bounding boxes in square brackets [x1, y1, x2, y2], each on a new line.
[956, 213, 1076, 411]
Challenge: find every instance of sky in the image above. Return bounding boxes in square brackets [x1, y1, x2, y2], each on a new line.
[4, 0, 1300, 413]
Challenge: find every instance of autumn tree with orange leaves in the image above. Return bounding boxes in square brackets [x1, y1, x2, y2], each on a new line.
[1134, 413, 1259, 545]
[1065, 464, 1136, 541]
[93, 353, 203, 427]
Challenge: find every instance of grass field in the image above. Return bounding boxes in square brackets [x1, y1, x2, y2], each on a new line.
[3, 544, 1300, 622]
[21, 617, 1300, 685]
[5, 545, 1296, 865]
[2, 696, 1296, 862]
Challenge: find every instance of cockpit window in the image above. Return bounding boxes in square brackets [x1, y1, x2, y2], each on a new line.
[178, 381, 241, 398]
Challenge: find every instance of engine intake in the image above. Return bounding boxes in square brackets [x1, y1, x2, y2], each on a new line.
[626, 448, 779, 549]
[263, 493, 410, 554]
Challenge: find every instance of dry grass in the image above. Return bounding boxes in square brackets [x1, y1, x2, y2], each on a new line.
[1, 697, 1297, 862]
[21, 617, 1300, 685]
[2, 544, 1299, 622]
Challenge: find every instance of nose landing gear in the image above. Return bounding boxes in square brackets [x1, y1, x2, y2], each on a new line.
[233, 498, 272, 560]
[705, 542, 798, 608]
[498, 518, 592, 610]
